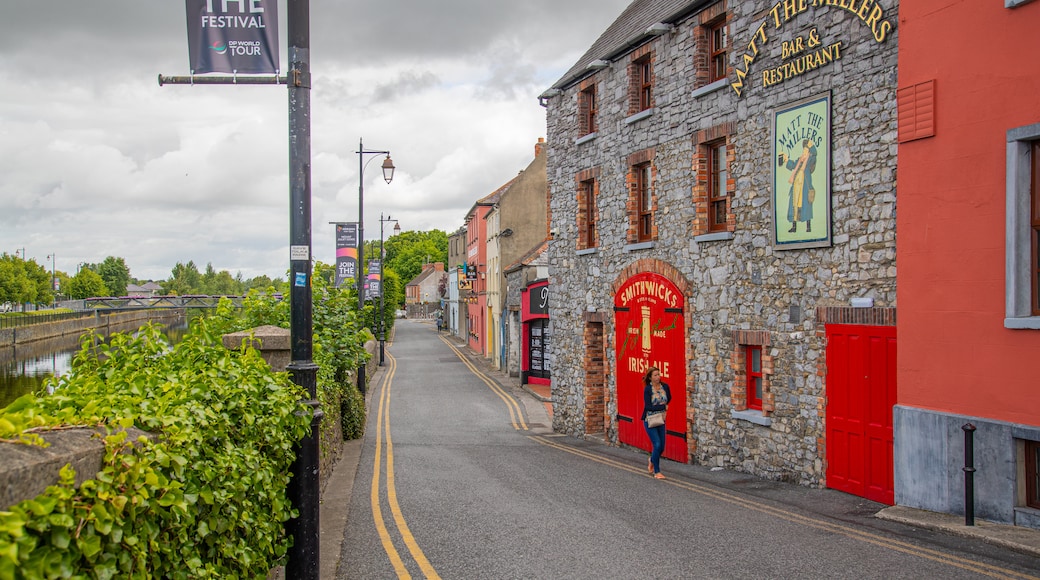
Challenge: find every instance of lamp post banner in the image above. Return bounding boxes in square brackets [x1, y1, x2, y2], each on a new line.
[335, 223, 359, 288]
[185, 0, 279, 74]
[367, 260, 382, 298]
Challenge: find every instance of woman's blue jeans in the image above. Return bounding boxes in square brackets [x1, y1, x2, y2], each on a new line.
[644, 421, 666, 473]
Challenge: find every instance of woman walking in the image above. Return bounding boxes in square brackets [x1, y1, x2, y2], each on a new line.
[641, 366, 671, 479]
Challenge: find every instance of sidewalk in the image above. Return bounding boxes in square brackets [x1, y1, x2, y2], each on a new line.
[315, 328, 1040, 577]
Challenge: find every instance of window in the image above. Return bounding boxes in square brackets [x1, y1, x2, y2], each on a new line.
[579, 83, 597, 136]
[1006, 123, 1040, 328]
[580, 178, 598, 249]
[708, 140, 730, 232]
[638, 57, 653, 111]
[636, 163, 653, 242]
[709, 20, 728, 83]
[746, 345, 763, 410]
[1032, 141, 1040, 315]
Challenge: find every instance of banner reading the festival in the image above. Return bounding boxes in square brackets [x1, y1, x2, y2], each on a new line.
[334, 223, 359, 289]
[185, 0, 279, 74]
[367, 260, 382, 300]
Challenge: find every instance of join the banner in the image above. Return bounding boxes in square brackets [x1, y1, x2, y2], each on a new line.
[334, 223, 359, 289]
[185, 0, 279, 75]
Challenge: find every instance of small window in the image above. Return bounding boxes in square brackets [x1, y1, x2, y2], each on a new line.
[708, 140, 729, 232]
[581, 178, 598, 248]
[579, 84, 598, 136]
[709, 20, 728, 83]
[636, 163, 653, 242]
[1027, 439, 1040, 509]
[638, 57, 653, 112]
[746, 345, 763, 410]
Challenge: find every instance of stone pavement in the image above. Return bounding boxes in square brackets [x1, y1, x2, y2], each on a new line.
[313, 326, 1040, 578]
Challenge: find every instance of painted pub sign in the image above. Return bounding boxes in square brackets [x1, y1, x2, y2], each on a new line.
[614, 272, 687, 462]
[773, 93, 831, 249]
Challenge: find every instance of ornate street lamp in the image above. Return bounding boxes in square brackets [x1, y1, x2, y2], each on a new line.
[356, 139, 395, 392]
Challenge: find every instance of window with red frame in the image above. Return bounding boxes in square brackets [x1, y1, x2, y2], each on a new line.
[581, 178, 598, 248]
[1032, 141, 1039, 315]
[635, 163, 653, 242]
[708, 140, 729, 232]
[746, 345, 763, 410]
[580, 84, 597, 136]
[1027, 439, 1040, 509]
[709, 20, 728, 83]
[638, 57, 653, 111]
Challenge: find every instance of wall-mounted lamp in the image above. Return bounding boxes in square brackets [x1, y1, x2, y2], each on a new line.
[646, 22, 674, 35]
[501, 228, 513, 237]
[585, 59, 609, 70]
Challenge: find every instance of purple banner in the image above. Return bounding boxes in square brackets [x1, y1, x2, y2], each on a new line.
[186, 0, 279, 74]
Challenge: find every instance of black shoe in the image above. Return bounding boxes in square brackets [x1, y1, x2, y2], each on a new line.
[788, 224, 797, 233]
[806, 220, 811, 232]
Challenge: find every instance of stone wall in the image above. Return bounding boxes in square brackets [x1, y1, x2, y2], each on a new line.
[545, 0, 898, 486]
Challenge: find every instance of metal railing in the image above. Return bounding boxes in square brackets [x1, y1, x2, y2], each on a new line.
[0, 311, 96, 330]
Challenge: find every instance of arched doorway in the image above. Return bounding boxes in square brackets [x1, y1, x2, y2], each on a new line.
[614, 272, 688, 463]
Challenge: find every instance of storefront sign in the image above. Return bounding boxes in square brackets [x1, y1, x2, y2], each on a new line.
[731, 0, 893, 97]
[773, 94, 831, 249]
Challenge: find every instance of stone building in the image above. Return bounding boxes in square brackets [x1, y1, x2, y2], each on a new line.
[541, 0, 898, 495]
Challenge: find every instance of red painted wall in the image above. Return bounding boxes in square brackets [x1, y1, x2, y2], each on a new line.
[897, 0, 1040, 425]
[465, 205, 489, 354]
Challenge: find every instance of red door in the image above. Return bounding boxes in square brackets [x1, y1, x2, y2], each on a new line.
[614, 272, 687, 463]
[825, 324, 896, 504]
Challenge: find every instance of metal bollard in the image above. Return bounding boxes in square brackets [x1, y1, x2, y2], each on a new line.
[962, 423, 976, 526]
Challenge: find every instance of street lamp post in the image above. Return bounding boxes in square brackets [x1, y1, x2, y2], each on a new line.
[356, 139, 395, 393]
[378, 214, 400, 366]
[45, 253, 56, 308]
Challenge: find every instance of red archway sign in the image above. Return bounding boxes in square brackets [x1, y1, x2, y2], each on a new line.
[614, 272, 687, 463]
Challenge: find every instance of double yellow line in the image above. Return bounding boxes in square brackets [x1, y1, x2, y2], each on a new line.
[437, 334, 528, 431]
[370, 351, 441, 579]
[530, 436, 1039, 580]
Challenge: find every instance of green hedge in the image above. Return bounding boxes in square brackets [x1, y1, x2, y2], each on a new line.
[0, 276, 371, 579]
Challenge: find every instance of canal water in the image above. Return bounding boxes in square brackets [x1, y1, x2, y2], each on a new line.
[0, 315, 191, 410]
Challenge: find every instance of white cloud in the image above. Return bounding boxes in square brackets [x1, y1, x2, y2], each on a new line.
[0, 0, 631, 281]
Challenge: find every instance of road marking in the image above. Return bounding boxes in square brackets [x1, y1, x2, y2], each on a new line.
[370, 354, 410, 578]
[369, 350, 442, 579]
[437, 334, 528, 430]
[529, 436, 1040, 580]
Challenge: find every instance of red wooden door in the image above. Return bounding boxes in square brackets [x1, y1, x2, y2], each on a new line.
[614, 273, 687, 463]
[825, 324, 896, 504]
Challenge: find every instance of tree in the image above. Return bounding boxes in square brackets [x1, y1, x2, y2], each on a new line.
[383, 229, 449, 285]
[163, 261, 202, 296]
[0, 254, 53, 308]
[65, 268, 108, 299]
[95, 256, 131, 297]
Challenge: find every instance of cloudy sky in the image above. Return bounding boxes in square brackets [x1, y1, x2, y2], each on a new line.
[0, 0, 630, 281]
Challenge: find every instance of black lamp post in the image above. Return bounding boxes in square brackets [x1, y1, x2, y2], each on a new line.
[378, 214, 400, 365]
[356, 139, 395, 393]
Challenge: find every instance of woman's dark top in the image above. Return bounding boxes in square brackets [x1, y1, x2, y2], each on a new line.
[641, 382, 671, 420]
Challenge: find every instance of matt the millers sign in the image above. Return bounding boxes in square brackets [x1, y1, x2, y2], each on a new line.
[730, 0, 893, 97]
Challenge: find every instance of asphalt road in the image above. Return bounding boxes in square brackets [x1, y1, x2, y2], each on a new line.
[337, 319, 1040, 579]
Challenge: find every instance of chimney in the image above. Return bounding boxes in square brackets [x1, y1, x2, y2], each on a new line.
[534, 137, 545, 159]
[434, 262, 444, 272]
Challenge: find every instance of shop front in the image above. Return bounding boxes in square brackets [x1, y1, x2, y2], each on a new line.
[520, 279, 550, 386]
